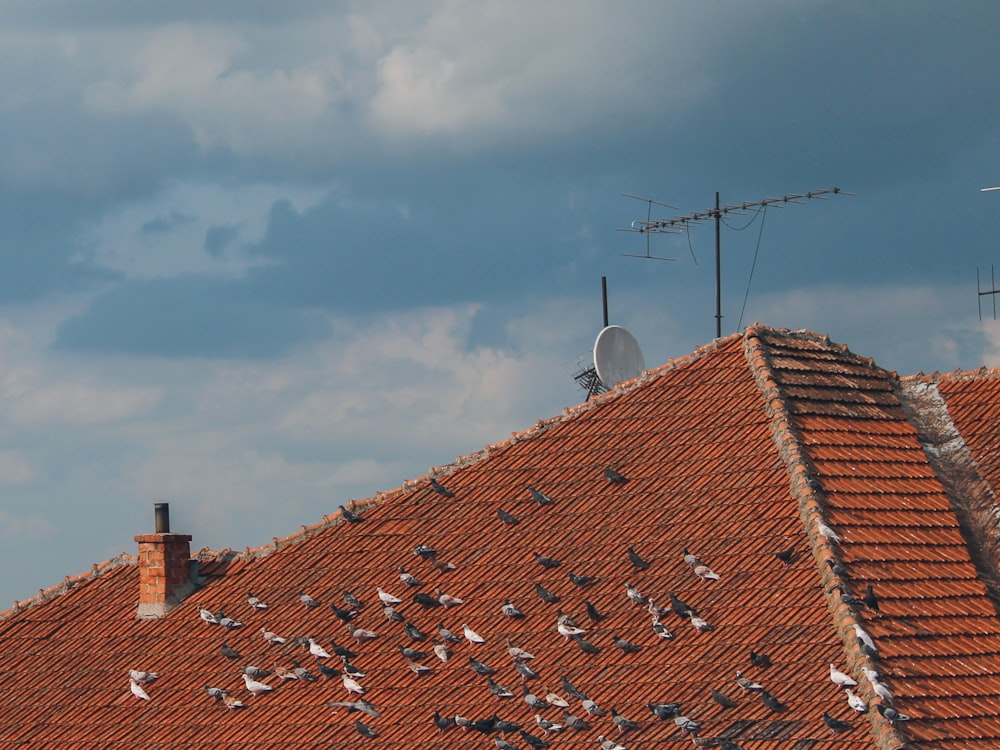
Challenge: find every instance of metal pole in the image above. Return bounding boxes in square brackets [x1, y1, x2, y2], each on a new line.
[602, 276, 609, 327]
[714, 192, 722, 338]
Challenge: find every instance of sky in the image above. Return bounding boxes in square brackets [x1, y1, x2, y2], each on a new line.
[1, 1, 1000, 608]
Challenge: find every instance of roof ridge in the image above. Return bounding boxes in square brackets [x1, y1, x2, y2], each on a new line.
[902, 364, 1000, 383]
[0, 553, 136, 620]
[742, 325, 910, 750]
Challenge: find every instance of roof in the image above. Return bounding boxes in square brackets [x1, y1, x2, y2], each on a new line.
[2, 325, 1000, 748]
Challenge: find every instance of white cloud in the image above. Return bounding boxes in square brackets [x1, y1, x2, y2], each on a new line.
[0, 508, 54, 540]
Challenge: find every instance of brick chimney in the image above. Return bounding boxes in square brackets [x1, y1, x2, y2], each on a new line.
[134, 503, 196, 619]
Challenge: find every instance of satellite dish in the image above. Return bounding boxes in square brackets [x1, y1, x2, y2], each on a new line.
[593, 325, 645, 389]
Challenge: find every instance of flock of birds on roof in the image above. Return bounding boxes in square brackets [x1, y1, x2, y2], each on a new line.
[125, 467, 908, 747]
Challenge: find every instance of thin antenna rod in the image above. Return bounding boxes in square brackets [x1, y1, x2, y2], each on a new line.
[714, 191, 722, 338]
[602, 276, 609, 327]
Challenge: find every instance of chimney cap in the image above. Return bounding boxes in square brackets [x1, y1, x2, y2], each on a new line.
[154, 502, 170, 534]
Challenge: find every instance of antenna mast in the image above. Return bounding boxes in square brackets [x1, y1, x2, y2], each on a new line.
[623, 187, 849, 338]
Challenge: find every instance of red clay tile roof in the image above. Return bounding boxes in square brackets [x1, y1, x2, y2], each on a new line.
[1, 325, 999, 748]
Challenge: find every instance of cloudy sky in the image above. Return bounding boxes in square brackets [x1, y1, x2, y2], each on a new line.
[1, 1, 999, 607]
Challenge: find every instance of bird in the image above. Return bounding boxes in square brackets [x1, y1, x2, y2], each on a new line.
[830, 663, 858, 688]
[328, 699, 381, 717]
[403, 621, 427, 641]
[432, 710, 455, 733]
[854, 624, 877, 654]
[128, 670, 158, 684]
[597, 737, 627, 750]
[545, 688, 570, 708]
[438, 623, 462, 643]
[528, 485, 554, 505]
[646, 701, 680, 720]
[241, 673, 273, 695]
[576, 637, 601, 654]
[347, 624, 378, 642]
[626, 546, 651, 570]
[331, 604, 360, 621]
[291, 660, 319, 681]
[246, 591, 268, 609]
[624, 582, 646, 605]
[651, 618, 673, 640]
[204, 685, 226, 701]
[355, 719, 379, 738]
[610, 708, 640, 734]
[562, 709, 591, 731]
[845, 689, 867, 713]
[693, 563, 721, 581]
[689, 612, 714, 632]
[338, 504, 363, 523]
[711, 689, 738, 708]
[515, 661, 539, 681]
[674, 713, 700, 734]
[398, 644, 426, 661]
[222, 693, 245, 710]
[377, 587, 403, 605]
[129, 679, 151, 700]
[857, 637, 878, 659]
[487, 678, 515, 699]
[774, 546, 795, 564]
[316, 662, 341, 680]
[273, 665, 299, 682]
[862, 668, 894, 701]
[468, 656, 496, 675]
[605, 467, 628, 483]
[864, 584, 880, 612]
[584, 599, 606, 622]
[413, 592, 442, 609]
[612, 635, 642, 654]
[735, 671, 763, 693]
[493, 715, 522, 734]
[220, 643, 242, 660]
[560, 675, 587, 701]
[382, 604, 404, 622]
[519, 729, 551, 749]
[298, 591, 320, 608]
[408, 659, 433, 675]
[398, 567, 422, 587]
[822, 711, 853, 733]
[761, 689, 784, 712]
[568, 572, 596, 587]
[241, 665, 271, 680]
[535, 582, 560, 604]
[876, 704, 911, 722]
[749, 650, 771, 668]
[342, 673, 365, 695]
[463, 623, 486, 644]
[534, 552, 561, 569]
[217, 613, 242, 631]
[523, 686, 546, 710]
[343, 589, 364, 609]
[495, 738, 518, 750]
[429, 478, 454, 497]
[669, 593, 695, 617]
[557, 621, 587, 640]
[536, 714, 564, 734]
[582, 697, 607, 717]
[435, 588, 463, 608]
[308, 638, 331, 658]
[816, 520, 841, 543]
[497, 508, 520, 525]
[506, 638, 535, 661]
[501, 599, 525, 618]
[413, 543, 437, 558]
[198, 607, 218, 625]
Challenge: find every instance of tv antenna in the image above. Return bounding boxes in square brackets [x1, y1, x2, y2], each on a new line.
[978, 266, 1000, 321]
[573, 277, 645, 398]
[618, 194, 680, 261]
[620, 187, 850, 339]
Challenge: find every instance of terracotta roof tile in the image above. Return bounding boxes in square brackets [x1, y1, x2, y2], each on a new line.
[1, 326, 999, 747]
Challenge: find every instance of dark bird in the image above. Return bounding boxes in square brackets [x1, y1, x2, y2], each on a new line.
[534, 582, 560, 604]
[774, 546, 795, 565]
[398, 644, 426, 661]
[568, 572, 596, 587]
[761, 689, 785, 712]
[857, 637, 879, 659]
[627, 546, 651, 571]
[471, 717, 497, 734]
[413, 592, 442, 609]
[749, 650, 771, 668]
[316, 662, 341, 679]
[339, 504, 363, 523]
[404, 621, 427, 641]
[610, 707, 641, 734]
[519, 729, 551, 749]
[429, 478, 454, 497]
[330, 605, 359, 622]
[433, 710, 455, 733]
[494, 739, 517, 750]
[562, 709, 590, 731]
[354, 719, 378, 738]
[328, 640, 358, 659]
[468, 656, 496, 675]
[528, 486, 554, 505]
[487, 678, 515, 699]
[413, 543, 437, 559]
[826, 559, 847, 577]
[497, 508, 520, 525]
[823, 711, 853, 732]
[669, 593, 696, 618]
[343, 589, 364, 609]
[493, 715, 521, 734]
[711, 689, 738, 708]
[220, 643, 241, 660]
[605, 467, 628, 484]
[515, 661, 539, 681]
[864, 584, 880, 612]
[584, 600, 606, 622]
[718, 741, 746, 750]
[534, 552, 561, 569]
[646, 701, 681, 720]
[612, 635, 642, 654]
[575, 637, 601, 655]
[561, 675, 588, 701]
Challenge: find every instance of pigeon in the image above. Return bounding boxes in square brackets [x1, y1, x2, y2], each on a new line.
[316, 662, 341, 680]
[298, 591, 320, 608]
[382, 604, 404, 622]
[711, 689, 738, 708]
[582, 698, 607, 717]
[862, 668, 894, 701]
[562, 709, 591, 731]
[338, 656, 364, 679]
[435, 588, 464, 608]
[830, 663, 858, 688]
[398, 644, 426, 661]
[129, 679, 151, 700]
[308, 638, 331, 658]
[535, 582, 560, 604]
[523, 686, 546, 710]
[338, 504, 363, 523]
[761, 689, 785, 712]
[217, 613, 242, 631]
[501, 599, 525, 618]
[291, 660, 319, 682]
[343, 589, 364, 609]
[864, 584, 880, 612]
[827, 559, 848, 577]
[605, 467, 628, 484]
[584, 599, 606, 622]
[624, 582, 646, 605]
[432, 557, 458, 573]
[204, 685, 225, 700]
[854, 624, 877, 654]
[735, 671, 763, 693]
[693, 563, 721, 581]
[398, 567, 422, 587]
[597, 736, 628, 750]
[545, 688, 570, 708]
[377, 587, 403, 605]
[331, 604, 360, 621]
[576, 637, 601, 655]
[463, 623, 486, 644]
[557, 621, 587, 640]
[241, 673, 273, 695]
[560, 675, 587, 701]
[241, 665, 271, 680]
[408, 659, 433, 675]
[222, 693, 245, 710]
[128, 670, 158, 684]
[328, 699, 381, 717]
[689, 612, 713, 632]
[612, 635, 642, 654]
[534, 552, 561, 569]
[413, 543, 437, 558]
[610, 708, 640, 734]
[246, 591, 268, 609]
[438, 623, 462, 643]
[328, 639, 358, 658]
[750, 650, 771, 668]
[493, 715, 522, 734]
[528, 486, 554, 505]
[857, 637, 879, 659]
[497, 508, 520, 525]
[347, 624, 378, 643]
[468, 656, 496, 675]
[506, 639, 535, 661]
[515, 661, 539, 681]
[627, 546, 651, 571]
[198, 607, 218, 625]
[816, 520, 841, 543]
[650, 618, 674, 640]
[429, 478, 454, 497]
[568, 572, 596, 587]
[876, 704, 911, 722]
[455, 714, 473, 731]
[717, 741, 745, 750]
[646, 701, 680, 720]
[536, 714, 564, 734]
[673, 713, 700, 734]
[355, 719, 379, 738]
[220, 643, 242, 660]
[845, 689, 867, 712]
[822, 711, 853, 732]
[413, 592, 442, 609]
[495, 738, 518, 750]
[432, 642, 449, 662]
[342, 674, 365, 695]
[774, 546, 795, 565]
[669, 594, 695, 618]
[432, 710, 455, 733]
[487, 678, 515, 699]
[273, 665, 299, 682]
[404, 621, 427, 641]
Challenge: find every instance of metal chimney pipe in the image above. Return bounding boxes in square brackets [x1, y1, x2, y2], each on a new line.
[154, 502, 170, 534]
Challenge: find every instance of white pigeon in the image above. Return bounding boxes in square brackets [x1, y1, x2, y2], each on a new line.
[462, 623, 486, 644]
[545, 689, 569, 708]
[246, 591, 267, 609]
[624, 582, 645, 605]
[830, 663, 858, 688]
[435, 588, 464, 608]
[689, 612, 714, 632]
[845, 688, 867, 712]
[261, 627, 286, 645]
[598, 736, 628, 750]
[199, 607, 218, 625]
[506, 639, 535, 661]
[816, 520, 841, 543]
[128, 670, 158, 685]
[557, 622, 587, 640]
[242, 673, 273, 695]
[854, 624, 877, 653]
[433, 642, 450, 662]
[870, 680, 894, 702]
[129, 679, 151, 700]
[342, 674, 366, 695]
[377, 587, 403, 605]
[347, 624, 378, 642]
[693, 563, 721, 581]
[308, 638, 331, 659]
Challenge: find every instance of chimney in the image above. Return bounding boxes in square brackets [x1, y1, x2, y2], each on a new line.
[134, 503, 196, 619]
